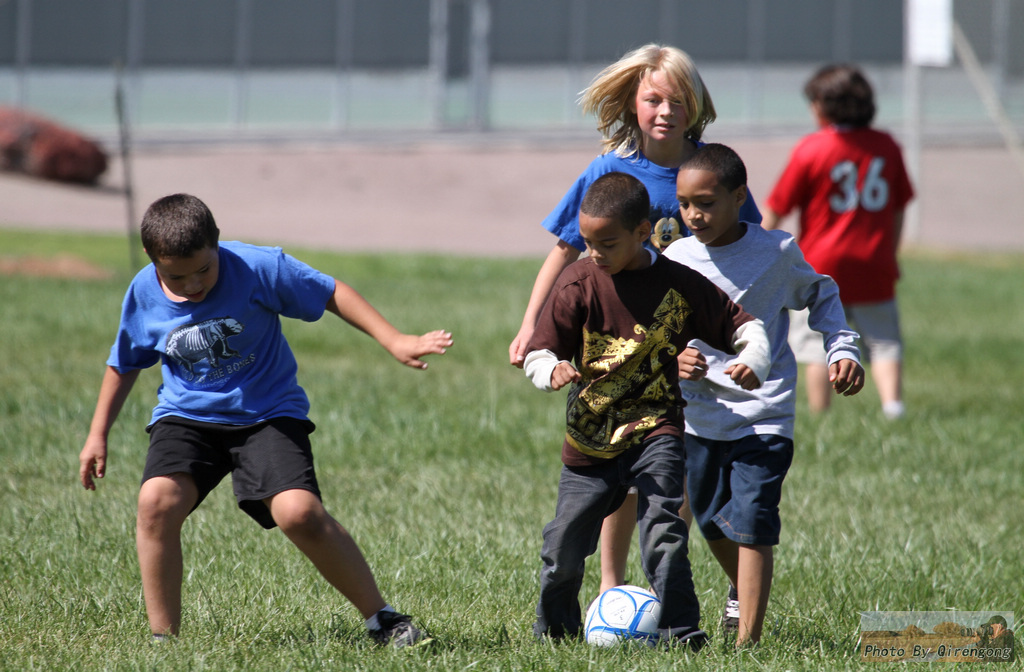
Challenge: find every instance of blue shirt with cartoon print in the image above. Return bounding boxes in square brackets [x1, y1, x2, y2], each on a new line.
[108, 240, 336, 426]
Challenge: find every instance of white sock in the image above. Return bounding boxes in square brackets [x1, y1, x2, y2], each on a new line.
[365, 605, 396, 631]
[882, 401, 905, 419]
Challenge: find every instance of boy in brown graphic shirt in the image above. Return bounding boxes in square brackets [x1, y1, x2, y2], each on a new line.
[524, 171, 770, 647]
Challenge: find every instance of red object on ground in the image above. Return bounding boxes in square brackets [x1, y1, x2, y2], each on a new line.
[0, 106, 108, 184]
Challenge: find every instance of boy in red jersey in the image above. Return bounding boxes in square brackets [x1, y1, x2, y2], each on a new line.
[763, 64, 914, 419]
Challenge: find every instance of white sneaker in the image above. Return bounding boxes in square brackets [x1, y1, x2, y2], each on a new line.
[722, 585, 739, 633]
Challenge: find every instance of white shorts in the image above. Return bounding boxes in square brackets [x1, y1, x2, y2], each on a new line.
[789, 299, 902, 365]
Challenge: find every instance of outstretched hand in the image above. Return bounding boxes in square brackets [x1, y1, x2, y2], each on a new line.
[387, 330, 453, 370]
[829, 359, 865, 396]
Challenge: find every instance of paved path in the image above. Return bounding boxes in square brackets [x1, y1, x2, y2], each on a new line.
[2, 137, 1022, 257]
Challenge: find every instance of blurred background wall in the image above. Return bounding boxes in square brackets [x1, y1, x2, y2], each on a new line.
[0, 0, 1022, 145]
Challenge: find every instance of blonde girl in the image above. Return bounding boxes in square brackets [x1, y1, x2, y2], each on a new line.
[510, 43, 760, 610]
[509, 44, 760, 366]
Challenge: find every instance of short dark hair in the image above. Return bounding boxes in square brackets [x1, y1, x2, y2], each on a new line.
[580, 172, 650, 231]
[804, 64, 876, 127]
[678, 143, 747, 192]
[140, 194, 220, 261]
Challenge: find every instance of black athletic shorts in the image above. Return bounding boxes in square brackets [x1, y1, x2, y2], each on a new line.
[143, 416, 320, 529]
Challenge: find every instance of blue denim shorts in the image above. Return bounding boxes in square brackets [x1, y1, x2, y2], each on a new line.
[684, 433, 793, 546]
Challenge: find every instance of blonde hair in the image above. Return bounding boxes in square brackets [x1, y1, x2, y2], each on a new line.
[581, 44, 717, 157]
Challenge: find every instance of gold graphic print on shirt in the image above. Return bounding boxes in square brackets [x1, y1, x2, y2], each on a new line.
[566, 289, 692, 458]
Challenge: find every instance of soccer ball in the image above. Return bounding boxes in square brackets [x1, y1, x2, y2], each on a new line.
[584, 585, 662, 646]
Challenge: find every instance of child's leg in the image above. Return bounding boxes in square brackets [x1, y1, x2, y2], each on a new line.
[633, 436, 703, 644]
[804, 362, 832, 412]
[788, 308, 831, 412]
[736, 544, 773, 645]
[535, 463, 620, 639]
[703, 434, 792, 646]
[706, 538, 772, 645]
[706, 537, 739, 586]
[265, 488, 386, 619]
[685, 433, 740, 634]
[679, 482, 693, 528]
[872, 358, 903, 417]
[598, 485, 692, 593]
[598, 490, 636, 593]
[852, 300, 904, 417]
[136, 473, 199, 636]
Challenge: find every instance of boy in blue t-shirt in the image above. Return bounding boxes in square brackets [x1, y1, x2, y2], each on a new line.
[78, 193, 452, 647]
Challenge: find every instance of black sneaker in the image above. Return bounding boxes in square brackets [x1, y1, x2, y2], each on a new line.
[657, 628, 709, 652]
[682, 629, 709, 651]
[369, 610, 431, 649]
[722, 585, 739, 633]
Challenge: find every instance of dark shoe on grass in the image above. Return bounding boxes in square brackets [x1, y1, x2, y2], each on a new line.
[657, 627, 709, 652]
[369, 610, 431, 649]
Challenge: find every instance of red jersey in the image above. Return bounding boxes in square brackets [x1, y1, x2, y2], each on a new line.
[766, 126, 914, 304]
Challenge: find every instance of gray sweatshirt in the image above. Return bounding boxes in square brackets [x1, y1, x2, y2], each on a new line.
[663, 223, 860, 441]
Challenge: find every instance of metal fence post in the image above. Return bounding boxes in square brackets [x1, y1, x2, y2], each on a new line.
[14, 0, 32, 108]
[902, 0, 922, 243]
[333, 0, 355, 129]
[429, 0, 449, 129]
[567, 0, 585, 124]
[746, 0, 767, 125]
[233, 0, 251, 130]
[468, 0, 490, 131]
[124, 0, 144, 131]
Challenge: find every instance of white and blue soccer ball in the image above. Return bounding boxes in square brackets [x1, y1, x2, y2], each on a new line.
[584, 585, 662, 647]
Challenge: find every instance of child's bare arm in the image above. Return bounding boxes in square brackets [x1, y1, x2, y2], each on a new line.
[509, 240, 581, 368]
[829, 359, 865, 396]
[80, 366, 140, 490]
[325, 279, 452, 370]
[892, 209, 905, 254]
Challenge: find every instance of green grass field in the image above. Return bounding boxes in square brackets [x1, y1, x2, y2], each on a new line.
[1, 230, 1021, 671]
